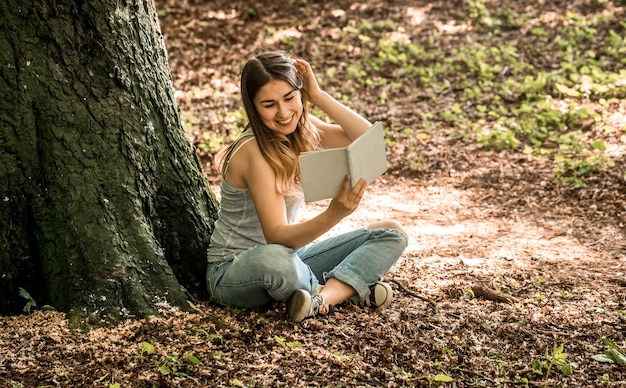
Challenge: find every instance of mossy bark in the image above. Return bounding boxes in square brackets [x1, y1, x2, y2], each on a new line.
[0, 0, 217, 320]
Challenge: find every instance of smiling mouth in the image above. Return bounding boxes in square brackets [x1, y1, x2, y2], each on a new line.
[276, 115, 295, 126]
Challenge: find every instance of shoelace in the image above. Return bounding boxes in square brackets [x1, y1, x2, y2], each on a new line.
[310, 295, 331, 316]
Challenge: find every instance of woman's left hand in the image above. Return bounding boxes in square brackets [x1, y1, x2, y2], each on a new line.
[327, 175, 366, 219]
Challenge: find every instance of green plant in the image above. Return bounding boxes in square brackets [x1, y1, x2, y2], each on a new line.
[18, 287, 37, 313]
[531, 343, 574, 378]
[132, 341, 155, 364]
[230, 378, 255, 387]
[333, 351, 354, 362]
[433, 337, 454, 355]
[195, 327, 223, 343]
[273, 335, 304, 347]
[158, 353, 201, 377]
[391, 366, 412, 379]
[592, 337, 626, 365]
[130, 341, 200, 377]
[424, 372, 454, 386]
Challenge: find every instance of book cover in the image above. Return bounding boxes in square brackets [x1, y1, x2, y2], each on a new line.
[299, 121, 387, 202]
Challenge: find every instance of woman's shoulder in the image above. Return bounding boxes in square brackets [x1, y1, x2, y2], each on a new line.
[225, 134, 274, 185]
[231, 134, 261, 161]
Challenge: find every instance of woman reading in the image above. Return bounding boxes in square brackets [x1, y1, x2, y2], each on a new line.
[206, 51, 408, 322]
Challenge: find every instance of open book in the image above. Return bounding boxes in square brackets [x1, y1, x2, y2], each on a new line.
[299, 121, 387, 202]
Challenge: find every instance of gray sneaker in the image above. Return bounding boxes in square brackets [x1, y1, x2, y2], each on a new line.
[287, 290, 329, 322]
[366, 281, 393, 310]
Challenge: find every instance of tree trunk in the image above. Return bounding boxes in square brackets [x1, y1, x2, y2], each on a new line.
[0, 0, 217, 321]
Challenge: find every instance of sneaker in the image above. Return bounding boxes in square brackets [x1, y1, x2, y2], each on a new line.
[287, 290, 330, 322]
[366, 281, 393, 310]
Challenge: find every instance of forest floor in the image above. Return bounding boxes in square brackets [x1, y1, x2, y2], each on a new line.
[2, 0, 626, 387]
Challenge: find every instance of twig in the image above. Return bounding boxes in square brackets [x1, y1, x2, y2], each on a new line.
[585, 236, 608, 246]
[471, 285, 517, 303]
[187, 300, 208, 316]
[535, 329, 577, 337]
[389, 279, 438, 312]
[609, 278, 626, 287]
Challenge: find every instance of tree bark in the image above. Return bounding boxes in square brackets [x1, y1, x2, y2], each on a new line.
[0, 0, 217, 321]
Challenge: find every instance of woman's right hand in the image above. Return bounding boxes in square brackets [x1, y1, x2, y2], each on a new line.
[294, 58, 323, 103]
[327, 175, 366, 219]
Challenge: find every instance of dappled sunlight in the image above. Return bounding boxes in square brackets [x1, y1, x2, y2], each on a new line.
[607, 140, 626, 160]
[264, 27, 302, 46]
[411, 222, 468, 236]
[605, 105, 626, 158]
[405, 4, 473, 34]
[382, 30, 412, 46]
[607, 105, 626, 131]
[433, 19, 472, 34]
[405, 5, 431, 26]
[302, 177, 613, 267]
[330, 9, 345, 18]
[202, 9, 237, 20]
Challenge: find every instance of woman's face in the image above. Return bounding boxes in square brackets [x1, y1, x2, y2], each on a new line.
[253, 79, 303, 136]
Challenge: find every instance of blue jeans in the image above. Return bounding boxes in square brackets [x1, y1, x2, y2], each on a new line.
[206, 227, 408, 308]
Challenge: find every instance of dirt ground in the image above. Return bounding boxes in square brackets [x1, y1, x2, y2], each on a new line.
[2, 154, 625, 387]
[2, 0, 626, 387]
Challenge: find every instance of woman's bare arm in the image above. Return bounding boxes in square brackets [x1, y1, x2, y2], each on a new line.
[235, 140, 366, 249]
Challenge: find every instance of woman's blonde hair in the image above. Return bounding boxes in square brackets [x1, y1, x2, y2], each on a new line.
[221, 51, 320, 194]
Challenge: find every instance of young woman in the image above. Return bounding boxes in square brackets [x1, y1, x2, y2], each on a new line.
[206, 51, 408, 322]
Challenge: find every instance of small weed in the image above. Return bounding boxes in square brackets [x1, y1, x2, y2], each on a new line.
[333, 351, 354, 362]
[158, 353, 201, 377]
[424, 373, 454, 386]
[592, 337, 626, 365]
[195, 327, 223, 343]
[130, 341, 201, 377]
[531, 343, 575, 378]
[273, 335, 304, 347]
[348, 369, 362, 379]
[392, 366, 412, 378]
[433, 338, 454, 355]
[18, 287, 37, 313]
[129, 341, 155, 364]
[230, 378, 255, 387]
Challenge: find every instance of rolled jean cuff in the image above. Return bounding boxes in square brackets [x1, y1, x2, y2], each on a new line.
[327, 267, 370, 300]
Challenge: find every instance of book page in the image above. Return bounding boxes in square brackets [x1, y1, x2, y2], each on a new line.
[299, 121, 387, 203]
[346, 121, 387, 187]
[299, 147, 349, 202]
